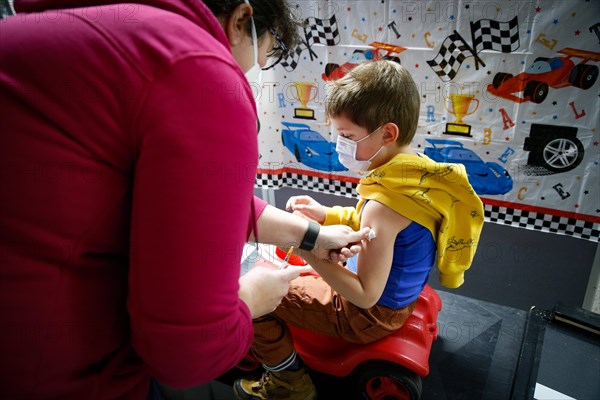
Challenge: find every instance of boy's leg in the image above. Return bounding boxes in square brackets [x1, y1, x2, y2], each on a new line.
[269, 274, 416, 345]
[249, 275, 338, 366]
[234, 275, 416, 399]
[233, 275, 334, 400]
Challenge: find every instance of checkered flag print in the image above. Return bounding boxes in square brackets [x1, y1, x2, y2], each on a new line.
[280, 15, 340, 72]
[471, 16, 520, 53]
[280, 42, 306, 72]
[304, 15, 341, 46]
[426, 32, 476, 81]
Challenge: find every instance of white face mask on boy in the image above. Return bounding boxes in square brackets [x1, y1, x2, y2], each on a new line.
[335, 126, 385, 172]
[244, 0, 262, 88]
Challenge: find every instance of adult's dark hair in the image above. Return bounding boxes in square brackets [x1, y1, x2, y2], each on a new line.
[202, 0, 299, 54]
[1, 0, 15, 18]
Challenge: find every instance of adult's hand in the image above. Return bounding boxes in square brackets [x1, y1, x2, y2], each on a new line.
[315, 225, 371, 263]
[238, 263, 312, 318]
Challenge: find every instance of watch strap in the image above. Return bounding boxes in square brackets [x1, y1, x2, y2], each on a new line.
[299, 220, 320, 251]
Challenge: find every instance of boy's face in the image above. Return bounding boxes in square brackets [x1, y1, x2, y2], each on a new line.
[331, 115, 384, 163]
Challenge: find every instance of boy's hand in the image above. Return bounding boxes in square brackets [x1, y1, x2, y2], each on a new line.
[286, 195, 326, 224]
[315, 226, 371, 262]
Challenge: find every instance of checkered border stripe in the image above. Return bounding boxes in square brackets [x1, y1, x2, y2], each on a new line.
[256, 173, 600, 242]
[256, 171, 357, 199]
[485, 204, 600, 242]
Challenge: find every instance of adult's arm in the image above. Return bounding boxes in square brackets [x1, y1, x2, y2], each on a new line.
[129, 55, 256, 388]
[250, 200, 370, 262]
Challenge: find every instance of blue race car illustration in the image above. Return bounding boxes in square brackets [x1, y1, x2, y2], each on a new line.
[424, 139, 513, 195]
[281, 122, 347, 171]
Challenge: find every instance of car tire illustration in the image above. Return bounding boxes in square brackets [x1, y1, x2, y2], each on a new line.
[531, 135, 584, 172]
[383, 55, 401, 64]
[492, 72, 513, 88]
[569, 64, 599, 90]
[524, 80, 549, 104]
[358, 361, 423, 400]
[293, 145, 302, 162]
[324, 63, 340, 78]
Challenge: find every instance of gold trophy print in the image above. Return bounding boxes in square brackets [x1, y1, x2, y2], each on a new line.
[444, 94, 479, 136]
[291, 81, 317, 120]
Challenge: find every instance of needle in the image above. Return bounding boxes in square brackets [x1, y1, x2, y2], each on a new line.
[280, 246, 295, 269]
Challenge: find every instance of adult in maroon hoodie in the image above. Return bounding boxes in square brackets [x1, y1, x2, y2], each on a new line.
[0, 1, 369, 398]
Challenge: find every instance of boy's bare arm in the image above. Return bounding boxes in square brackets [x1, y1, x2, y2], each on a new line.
[301, 200, 410, 308]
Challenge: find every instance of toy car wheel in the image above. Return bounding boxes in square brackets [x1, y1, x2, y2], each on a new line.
[324, 63, 340, 78]
[294, 145, 302, 162]
[534, 57, 550, 63]
[569, 64, 599, 90]
[358, 361, 422, 400]
[383, 56, 401, 64]
[524, 81, 548, 104]
[536, 135, 584, 172]
[492, 72, 513, 89]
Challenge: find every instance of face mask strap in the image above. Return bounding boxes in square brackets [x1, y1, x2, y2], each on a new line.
[244, 0, 259, 67]
[356, 124, 384, 144]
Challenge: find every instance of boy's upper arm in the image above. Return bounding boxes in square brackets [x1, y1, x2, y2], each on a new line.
[354, 200, 411, 301]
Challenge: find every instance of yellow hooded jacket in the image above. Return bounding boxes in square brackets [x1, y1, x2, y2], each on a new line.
[324, 153, 484, 288]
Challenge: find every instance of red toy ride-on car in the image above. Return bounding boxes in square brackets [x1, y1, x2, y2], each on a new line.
[238, 269, 442, 400]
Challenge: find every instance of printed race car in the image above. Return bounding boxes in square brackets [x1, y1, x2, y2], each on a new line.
[424, 139, 513, 195]
[281, 121, 347, 171]
[487, 47, 600, 104]
[322, 41, 406, 81]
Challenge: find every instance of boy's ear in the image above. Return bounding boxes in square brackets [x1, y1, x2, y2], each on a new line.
[382, 123, 400, 145]
[224, 2, 253, 46]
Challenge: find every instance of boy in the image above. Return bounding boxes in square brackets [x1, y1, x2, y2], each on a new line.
[234, 60, 484, 400]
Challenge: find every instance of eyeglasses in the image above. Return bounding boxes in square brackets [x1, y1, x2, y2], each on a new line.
[262, 27, 288, 70]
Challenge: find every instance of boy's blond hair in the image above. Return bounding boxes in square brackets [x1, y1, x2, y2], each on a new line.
[325, 60, 420, 146]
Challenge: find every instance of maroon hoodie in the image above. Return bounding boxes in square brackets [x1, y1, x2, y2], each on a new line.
[0, 1, 266, 398]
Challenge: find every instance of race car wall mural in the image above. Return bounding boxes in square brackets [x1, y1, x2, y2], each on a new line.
[254, 1, 599, 241]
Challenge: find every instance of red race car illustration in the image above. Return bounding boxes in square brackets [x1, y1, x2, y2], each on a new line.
[487, 47, 600, 104]
[322, 41, 406, 81]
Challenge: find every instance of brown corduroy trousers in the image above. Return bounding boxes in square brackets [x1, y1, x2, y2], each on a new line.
[251, 274, 417, 367]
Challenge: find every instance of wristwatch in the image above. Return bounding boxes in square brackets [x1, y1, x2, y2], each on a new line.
[298, 220, 320, 251]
